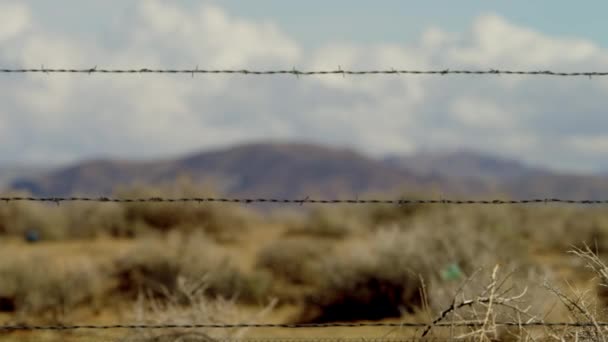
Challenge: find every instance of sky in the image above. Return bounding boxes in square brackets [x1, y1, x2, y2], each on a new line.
[1, 1, 608, 173]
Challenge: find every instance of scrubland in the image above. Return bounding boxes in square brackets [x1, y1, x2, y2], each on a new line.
[2, 183, 608, 340]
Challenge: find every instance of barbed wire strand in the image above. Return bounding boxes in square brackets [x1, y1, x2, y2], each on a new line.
[0, 338, 470, 342]
[1, 67, 608, 78]
[174, 339, 456, 342]
[68, 340, 457, 342]
[0, 196, 607, 205]
[148, 339, 459, 342]
[2, 322, 608, 331]
[0, 337, 486, 342]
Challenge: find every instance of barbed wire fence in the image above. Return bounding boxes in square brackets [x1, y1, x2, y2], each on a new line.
[3, 65, 608, 341]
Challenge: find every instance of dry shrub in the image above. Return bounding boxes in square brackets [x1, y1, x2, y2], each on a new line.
[0, 179, 257, 241]
[376, 206, 534, 281]
[62, 202, 130, 238]
[530, 207, 608, 252]
[255, 238, 331, 285]
[422, 246, 608, 342]
[295, 229, 425, 323]
[359, 201, 429, 226]
[121, 278, 276, 342]
[113, 233, 272, 304]
[123, 202, 248, 241]
[0, 190, 126, 240]
[418, 266, 546, 342]
[464, 205, 608, 253]
[283, 200, 431, 240]
[0, 253, 105, 321]
[529, 246, 608, 341]
[0, 195, 32, 235]
[283, 208, 356, 239]
[295, 207, 537, 323]
[0, 193, 70, 240]
[298, 246, 423, 323]
[570, 245, 608, 311]
[117, 182, 255, 242]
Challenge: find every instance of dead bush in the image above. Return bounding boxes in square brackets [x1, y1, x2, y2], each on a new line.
[298, 250, 423, 323]
[0, 194, 70, 240]
[63, 202, 129, 238]
[121, 278, 275, 341]
[255, 238, 330, 285]
[117, 182, 254, 242]
[283, 208, 358, 239]
[113, 233, 272, 304]
[0, 253, 105, 321]
[361, 201, 429, 226]
[296, 209, 535, 323]
[0, 181, 257, 241]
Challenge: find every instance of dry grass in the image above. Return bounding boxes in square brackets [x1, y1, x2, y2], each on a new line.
[0, 251, 106, 323]
[255, 238, 331, 286]
[112, 232, 273, 305]
[5, 187, 608, 340]
[282, 208, 358, 239]
[297, 249, 424, 323]
[282, 202, 429, 239]
[0, 181, 258, 242]
[120, 278, 276, 342]
[291, 219, 532, 324]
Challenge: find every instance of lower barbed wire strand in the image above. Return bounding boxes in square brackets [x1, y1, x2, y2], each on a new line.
[2, 321, 608, 331]
[0, 196, 607, 205]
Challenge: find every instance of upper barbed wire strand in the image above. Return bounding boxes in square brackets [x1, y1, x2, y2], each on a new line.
[0, 67, 607, 77]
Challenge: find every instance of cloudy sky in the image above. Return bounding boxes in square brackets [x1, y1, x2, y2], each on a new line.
[1, 1, 608, 173]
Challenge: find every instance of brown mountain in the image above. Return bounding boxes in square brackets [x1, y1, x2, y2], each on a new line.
[387, 149, 608, 199]
[9, 142, 608, 199]
[0, 164, 53, 189]
[9, 142, 456, 198]
[385, 150, 538, 184]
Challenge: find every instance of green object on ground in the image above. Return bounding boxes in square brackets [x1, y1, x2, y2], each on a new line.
[441, 263, 463, 281]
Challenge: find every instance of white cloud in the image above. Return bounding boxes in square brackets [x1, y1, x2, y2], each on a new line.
[451, 97, 516, 129]
[1, 3, 608, 172]
[127, 2, 300, 67]
[450, 14, 600, 67]
[568, 135, 608, 154]
[0, 2, 29, 42]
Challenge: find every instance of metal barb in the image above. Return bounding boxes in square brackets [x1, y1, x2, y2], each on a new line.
[292, 66, 300, 79]
[299, 195, 310, 206]
[338, 65, 345, 78]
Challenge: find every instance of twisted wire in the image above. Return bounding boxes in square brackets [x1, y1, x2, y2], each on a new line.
[0, 196, 606, 205]
[2, 321, 608, 331]
[0, 67, 607, 77]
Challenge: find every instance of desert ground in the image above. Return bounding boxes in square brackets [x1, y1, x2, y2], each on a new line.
[2, 182, 608, 341]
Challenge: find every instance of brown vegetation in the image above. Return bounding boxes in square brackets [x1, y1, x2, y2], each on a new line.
[3, 186, 608, 340]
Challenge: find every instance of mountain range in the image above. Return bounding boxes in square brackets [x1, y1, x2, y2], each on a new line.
[5, 142, 608, 199]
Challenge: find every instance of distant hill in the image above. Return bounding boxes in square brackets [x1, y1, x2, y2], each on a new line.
[0, 164, 52, 190]
[386, 149, 608, 199]
[385, 150, 539, 184]
[9, 143, 454, 198]
[9, 142, 608, 199]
